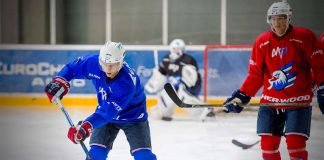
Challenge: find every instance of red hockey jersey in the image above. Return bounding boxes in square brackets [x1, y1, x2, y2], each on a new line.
[240, 25, 324, 104]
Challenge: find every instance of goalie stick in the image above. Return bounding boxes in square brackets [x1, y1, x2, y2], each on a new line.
[164, 83, 317, 108]
[232, 139, 260, 149]
[53, 98, 93, 160]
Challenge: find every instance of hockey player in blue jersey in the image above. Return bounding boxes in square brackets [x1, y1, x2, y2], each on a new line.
[45, 42, 157, 160]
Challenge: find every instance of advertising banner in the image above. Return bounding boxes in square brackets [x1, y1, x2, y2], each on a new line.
[0, 47, 251, 96]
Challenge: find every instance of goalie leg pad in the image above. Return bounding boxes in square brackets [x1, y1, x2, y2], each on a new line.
[286, 134, 308, 160]
[261, 135, 281, 160]
[87, 145, 109, 160]
[133, 149, 157, 160]
[150, 90, 176, 119]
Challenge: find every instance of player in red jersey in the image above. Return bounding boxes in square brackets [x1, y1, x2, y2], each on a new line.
[223, 1, 324, 160]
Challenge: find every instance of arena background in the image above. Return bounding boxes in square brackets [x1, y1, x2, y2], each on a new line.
[1, 0, 323, 108]
[0, 1, 324, 159]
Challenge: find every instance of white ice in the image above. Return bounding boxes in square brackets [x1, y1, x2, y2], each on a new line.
[1, 106, 323, 160]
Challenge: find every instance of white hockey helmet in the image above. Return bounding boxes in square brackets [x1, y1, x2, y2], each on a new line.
[99, 41, 125, 64]
[267, 1, 292, 24]
[169, 39, 186, 61]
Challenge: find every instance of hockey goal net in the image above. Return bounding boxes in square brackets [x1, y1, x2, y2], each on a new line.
[202, 45, 253, 104]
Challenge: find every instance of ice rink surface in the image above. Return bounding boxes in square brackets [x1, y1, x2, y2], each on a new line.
[1, 106, 323, 160]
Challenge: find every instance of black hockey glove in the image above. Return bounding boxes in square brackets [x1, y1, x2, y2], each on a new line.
[45, 77, 70, 102]
[317, 84, 324, 114]
[223, 90, 251, 113]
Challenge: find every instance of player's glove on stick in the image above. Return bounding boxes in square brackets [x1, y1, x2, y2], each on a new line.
[45, 77, 70, 102]
[68, 121, 93, 144]
[223, 90, 251, 113]
[317, 84, 324, 114]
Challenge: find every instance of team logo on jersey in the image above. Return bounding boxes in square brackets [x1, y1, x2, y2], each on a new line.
[99, 87, 107, 101]
[168, 63, 180, 72]
[267, 62, 297, 91]
[271, 47, 287, 59]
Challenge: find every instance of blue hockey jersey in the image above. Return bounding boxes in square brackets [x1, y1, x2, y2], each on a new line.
[57, 54, 148, 129]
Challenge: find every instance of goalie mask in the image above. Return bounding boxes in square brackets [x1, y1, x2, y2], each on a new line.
[169, 39, 186, 61]
[267, 1, 292, 37]
[99, 41, 125, 78]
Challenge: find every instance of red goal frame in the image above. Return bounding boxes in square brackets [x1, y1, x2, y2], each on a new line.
[203, 45, 252, 102]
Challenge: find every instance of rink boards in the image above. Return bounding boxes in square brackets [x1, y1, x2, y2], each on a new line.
[0, 45, 253, 110]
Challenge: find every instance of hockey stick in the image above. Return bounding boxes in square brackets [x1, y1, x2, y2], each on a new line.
[164, 83, 317, 108]
[232, 139, 260, 149]
[53, 98, 93, 160]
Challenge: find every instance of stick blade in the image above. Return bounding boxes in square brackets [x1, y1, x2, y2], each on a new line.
[232, 139, 260, 150]
[164, 83, 223, 108]
[164, 83, 187, 107]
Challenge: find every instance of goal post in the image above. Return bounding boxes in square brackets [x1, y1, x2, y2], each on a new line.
[203, 45, 252, 103]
